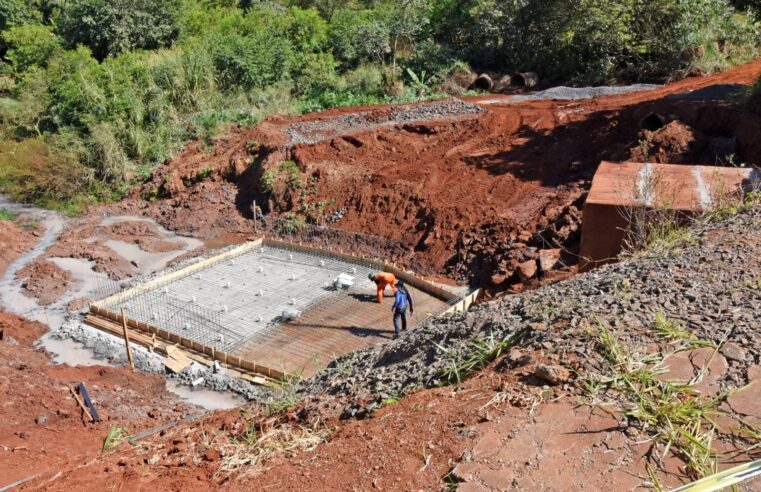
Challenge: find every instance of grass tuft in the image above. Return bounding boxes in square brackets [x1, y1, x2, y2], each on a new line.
[219, 424, 328, 477]
[436, 330, 525, 385]
[585, 321, 726, 482]
[102, 426, 131, 451]
[0, 208, 14, 221]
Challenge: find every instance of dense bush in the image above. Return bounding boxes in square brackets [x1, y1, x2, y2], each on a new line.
[56, 0, 182, 60]
[0, 0, 757, 210]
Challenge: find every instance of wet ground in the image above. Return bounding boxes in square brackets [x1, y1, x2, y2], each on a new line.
[0, 195, 245, 408]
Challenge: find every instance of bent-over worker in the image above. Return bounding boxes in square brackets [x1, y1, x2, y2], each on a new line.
[392, 280, 414, 338]
[368, 271, 397, 303]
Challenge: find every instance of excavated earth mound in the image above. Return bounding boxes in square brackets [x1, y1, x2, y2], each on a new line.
[116, 60, 761, 294]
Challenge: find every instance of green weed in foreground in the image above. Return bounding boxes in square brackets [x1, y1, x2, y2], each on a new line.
[0, 208, 14, 221]
[585, 322, 726, 482]
[436, 330, 525, 385]
[102, 426, 131, 451]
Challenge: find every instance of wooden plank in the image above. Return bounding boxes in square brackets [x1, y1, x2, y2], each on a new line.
[120, 308, 135, 370]
[85, 312, 285, 381]
[163, 356, 191, 373]
[262, 238, 457, 302]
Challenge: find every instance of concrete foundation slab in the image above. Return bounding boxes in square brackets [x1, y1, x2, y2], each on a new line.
[90, 239, 469, 378]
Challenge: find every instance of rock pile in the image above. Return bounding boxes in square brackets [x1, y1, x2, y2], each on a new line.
[300, 203, 761, 420]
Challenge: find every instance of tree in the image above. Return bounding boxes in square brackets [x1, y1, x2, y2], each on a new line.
[2, 23, 60, 74]
[56, 0, 182, 60]
[375, 0, 429, 75]
[0, 0, 39, 32]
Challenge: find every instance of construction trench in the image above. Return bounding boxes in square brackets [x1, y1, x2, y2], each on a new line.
[83, 235, 478, 385]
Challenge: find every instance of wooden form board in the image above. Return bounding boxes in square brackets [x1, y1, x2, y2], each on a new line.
[88, 304, 286, 379]
[260, 238, 462, 303]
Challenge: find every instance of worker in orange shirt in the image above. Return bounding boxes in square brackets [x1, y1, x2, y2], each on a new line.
[368, 271, 397, 303]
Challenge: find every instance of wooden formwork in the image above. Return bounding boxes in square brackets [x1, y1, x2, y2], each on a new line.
[88, 304, 286, 379]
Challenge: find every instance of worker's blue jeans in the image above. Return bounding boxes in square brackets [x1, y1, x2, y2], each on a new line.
[393, 308, 407, 335]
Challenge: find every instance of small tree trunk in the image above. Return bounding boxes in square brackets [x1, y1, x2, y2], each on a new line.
[392, 36, 398, 77]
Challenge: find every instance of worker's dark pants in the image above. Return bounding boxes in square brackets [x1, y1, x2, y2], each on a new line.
[393, 307, 407, 335]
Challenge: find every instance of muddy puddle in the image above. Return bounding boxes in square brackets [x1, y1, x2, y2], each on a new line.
[0, 196, 246, 407]
[165, 380, 245, 410]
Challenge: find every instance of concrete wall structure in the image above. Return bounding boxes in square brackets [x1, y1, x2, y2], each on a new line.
[579, 161, 759, 270]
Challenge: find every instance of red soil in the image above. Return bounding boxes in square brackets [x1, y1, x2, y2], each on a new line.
[0, 216, 193, 492]
[17, 259, 73, 305]
[0, 311, 192, 489]
[117, 59, 761, 293]
[0, 220, 40, 276]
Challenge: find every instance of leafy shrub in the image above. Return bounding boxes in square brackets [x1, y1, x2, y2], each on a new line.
[2, 23, 61, 74]
[56, 0, 182, 60]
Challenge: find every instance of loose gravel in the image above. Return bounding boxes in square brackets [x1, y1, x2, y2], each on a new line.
[285, 98, 484, 145]
[508, 84, 661, 102]
[299, 204, 761, 417]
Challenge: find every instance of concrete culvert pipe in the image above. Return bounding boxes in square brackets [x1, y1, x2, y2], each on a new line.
[512, 72, 539, 88]
[472, 73, 494, 91]
[640, 112, 666, 131]
[493, 75, 513, 92]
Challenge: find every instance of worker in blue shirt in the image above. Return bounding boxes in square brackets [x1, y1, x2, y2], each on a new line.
[391, 280, 414, 339]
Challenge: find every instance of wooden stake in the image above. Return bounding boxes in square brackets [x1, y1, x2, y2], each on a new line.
[120, 307, 135, 370]
[69, 386, 93, 422]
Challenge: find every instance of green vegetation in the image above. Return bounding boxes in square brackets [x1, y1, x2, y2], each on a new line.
[0, 207, 13, 220]
[101, 425, 131, 451]
[584, 321, 727, 482]
[195, 166, 214, 182]
[0, 0, 758, 212]
[436, 330, 525, 384]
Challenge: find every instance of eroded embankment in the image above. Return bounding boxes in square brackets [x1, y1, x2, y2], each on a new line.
[124, 60, 761, 294]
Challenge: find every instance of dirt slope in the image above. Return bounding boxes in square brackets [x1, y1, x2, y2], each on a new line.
[115, 59, 761, 293]
[0, 216, 196, 491]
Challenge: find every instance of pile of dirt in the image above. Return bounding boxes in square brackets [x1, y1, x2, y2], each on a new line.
[96, 220, 185, 253]
[17, 259, 73, 305]
[120, 60, 761, 294]
[627, 119, 738, 164]
[0, 219, 40, 276]
[45, 219, 136, 279]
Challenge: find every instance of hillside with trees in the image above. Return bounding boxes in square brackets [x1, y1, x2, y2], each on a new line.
[0, 0, 758, 212]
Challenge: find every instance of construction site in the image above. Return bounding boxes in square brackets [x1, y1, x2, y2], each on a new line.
[2, 59, 761, 491]
[86, 236, 472, 380]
